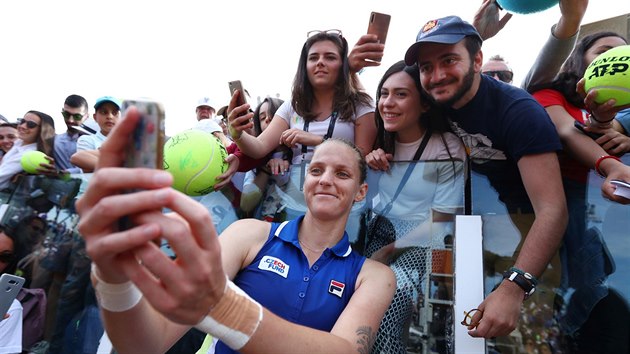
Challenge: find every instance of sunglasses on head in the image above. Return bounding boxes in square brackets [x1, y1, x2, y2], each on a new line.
[0, 251, 15, 264]
[306, 29, 342, 38]
[17, 118, 40, 129]
[483, 70, 513, 83]
[61, 110, 85, 121]
[0, 134, 16, 140]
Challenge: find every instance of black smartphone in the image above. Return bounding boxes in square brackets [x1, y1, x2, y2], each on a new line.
[574, 120, 603, 140]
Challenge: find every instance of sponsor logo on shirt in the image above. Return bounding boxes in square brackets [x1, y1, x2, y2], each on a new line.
[258, 256, 289, 278]
[329, 279, 345, 298]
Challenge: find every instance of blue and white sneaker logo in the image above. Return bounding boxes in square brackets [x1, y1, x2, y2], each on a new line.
[258, 256, 289, 278]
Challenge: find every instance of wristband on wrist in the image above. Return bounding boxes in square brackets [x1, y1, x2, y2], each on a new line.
[588, 113, 614, 128]
[195, 279, 263, 350]
[595, 155, 622, 177]
[502, 267, 537, 300]
[91, 264, 143, 312]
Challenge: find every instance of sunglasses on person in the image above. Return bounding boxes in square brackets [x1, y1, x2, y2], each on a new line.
[17, 118, 40, 129]
[483, 70, 513, 83]
[0, 134, 16, 140]
[61, 110, 85, 121]
[0, 251, 15, 264]
[307, 29, 342, 38]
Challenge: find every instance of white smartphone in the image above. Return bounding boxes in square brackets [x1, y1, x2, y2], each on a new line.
[0, 274, 25, 320]
[611, 179, 630, 199]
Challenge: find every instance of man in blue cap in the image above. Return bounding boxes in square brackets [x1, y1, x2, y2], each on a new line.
[405, 16, 568, 339]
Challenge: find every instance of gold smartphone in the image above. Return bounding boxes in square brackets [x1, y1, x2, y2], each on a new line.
[367, 11, 391, 62]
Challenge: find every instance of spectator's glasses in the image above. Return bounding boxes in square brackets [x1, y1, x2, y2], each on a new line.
[307, 29, 342, 38]
[460, 308, 483, 328]
[483, 70, 513, 83]
[0, 251, 15, 264]
[0, 134, 16, 140]
[61, 110, 85, 121]
[17, 118, 40, 129]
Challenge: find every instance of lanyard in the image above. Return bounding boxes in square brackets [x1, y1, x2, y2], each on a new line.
[380, 127, 433, 216]
[301, 111, 338, 157]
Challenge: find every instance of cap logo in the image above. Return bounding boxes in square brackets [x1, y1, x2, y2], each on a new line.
[422, 20, 438, 33]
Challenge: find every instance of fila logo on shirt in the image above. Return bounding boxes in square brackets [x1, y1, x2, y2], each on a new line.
[329, 279, 345, 298]
[258, 256, 289, 278]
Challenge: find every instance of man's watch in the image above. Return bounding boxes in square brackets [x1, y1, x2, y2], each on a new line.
[502, 268, 536, 299]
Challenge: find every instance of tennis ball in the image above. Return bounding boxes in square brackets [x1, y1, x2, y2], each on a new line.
[496, 0, 558, 14]
[584, 45, 630, 107]
[163, 130, 228, 196]
[20, 151, 48, 174]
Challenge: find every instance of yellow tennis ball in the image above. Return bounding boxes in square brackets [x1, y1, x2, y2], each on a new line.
[163, 130, 228, 196]
[584, 45, 630, 106]
[20, 150, 48, 174]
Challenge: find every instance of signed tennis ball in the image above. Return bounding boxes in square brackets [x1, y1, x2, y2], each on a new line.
[20, 150, 48, 174]
[496, 0, 558, 14]
[584, 45, 630, 106]
[163, 130, 228, 196]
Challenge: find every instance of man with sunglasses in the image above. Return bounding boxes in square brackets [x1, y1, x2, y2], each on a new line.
[482, 55, 513, 84]
[53, 94, 89, 174]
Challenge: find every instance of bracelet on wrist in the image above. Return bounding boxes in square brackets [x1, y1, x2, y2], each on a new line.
[502, 268, 536, 300]
[595, 155, 622, 177]
[588, 113, 614, 128]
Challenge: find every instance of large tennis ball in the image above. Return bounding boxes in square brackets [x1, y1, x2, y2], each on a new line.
[584, 45, 630, 107]
[496, 0, 558, 14]
[20, 150, 48, 174]
[163, 130, 228, 196]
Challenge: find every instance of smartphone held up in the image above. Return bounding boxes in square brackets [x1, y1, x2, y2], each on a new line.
[367, 11, 391, 62]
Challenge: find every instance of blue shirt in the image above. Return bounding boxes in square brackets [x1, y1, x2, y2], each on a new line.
[214, 216, 366, 354]
[54, 131, 82, 173]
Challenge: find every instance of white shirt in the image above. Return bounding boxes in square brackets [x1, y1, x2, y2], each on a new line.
[0, 299, 22, 354]
[77, 131, 107, 151]
[0, 140, 37, 189]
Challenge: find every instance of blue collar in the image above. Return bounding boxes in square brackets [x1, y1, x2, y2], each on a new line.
[274, 215, 353, 258]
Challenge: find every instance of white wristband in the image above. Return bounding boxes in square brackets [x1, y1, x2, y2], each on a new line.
[195, 280, 263, 350]
[91, 264, 143, 312]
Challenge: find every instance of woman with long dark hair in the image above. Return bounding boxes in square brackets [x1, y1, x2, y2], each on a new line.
[0, 111, 55, 189]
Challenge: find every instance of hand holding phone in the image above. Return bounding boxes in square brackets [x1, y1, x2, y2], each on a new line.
[574, 120, 603, 140]
[367, 11, 391, 62]
[228, 80, 247, 108]
[0, 274, 24, 320]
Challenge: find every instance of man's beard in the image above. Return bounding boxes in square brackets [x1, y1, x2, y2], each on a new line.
[424, 61, 475, 108]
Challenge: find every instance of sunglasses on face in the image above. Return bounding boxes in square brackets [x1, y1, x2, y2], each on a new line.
[61, 110, 85, 121]
[17, 118, 40, 129]
[0, 251, 15, 264]
[306, 29, 342, 38]
[0, 134, 16, 140]
[483, 70, 513, 83]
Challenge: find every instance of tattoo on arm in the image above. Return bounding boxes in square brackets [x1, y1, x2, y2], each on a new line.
[356, 326, 376, 354]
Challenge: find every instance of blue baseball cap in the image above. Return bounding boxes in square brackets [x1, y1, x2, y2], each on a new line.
[404, 16, 482, 66]
[94, 96, 122, 110]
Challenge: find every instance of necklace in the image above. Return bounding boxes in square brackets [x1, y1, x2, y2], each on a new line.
[299, 239, 327, 253]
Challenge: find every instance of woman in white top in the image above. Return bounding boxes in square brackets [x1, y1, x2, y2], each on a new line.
[364, 60, 466, 353]
[0, 111, 55, 190]
[227, 29, 376, 165]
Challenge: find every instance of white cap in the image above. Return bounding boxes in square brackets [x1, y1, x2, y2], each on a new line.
[196, 97, 216, 111]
